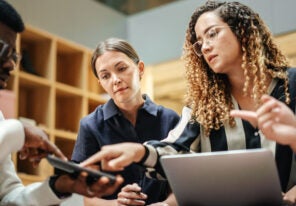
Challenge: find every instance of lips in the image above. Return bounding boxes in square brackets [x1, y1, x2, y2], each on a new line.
[207, 54, 217, 63]
[114, 87, 128, 94]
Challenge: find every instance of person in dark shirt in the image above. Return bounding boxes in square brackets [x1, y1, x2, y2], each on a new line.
[72, 38, 180, 206]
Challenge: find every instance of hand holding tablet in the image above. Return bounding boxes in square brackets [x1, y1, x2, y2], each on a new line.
[46, 155, 116, 184]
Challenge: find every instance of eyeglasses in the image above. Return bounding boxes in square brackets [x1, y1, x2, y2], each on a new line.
[192, 26, 230, 57]
[0, 39, 21, 67]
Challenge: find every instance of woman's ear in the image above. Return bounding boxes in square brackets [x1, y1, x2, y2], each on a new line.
[138, 61, 145, 80]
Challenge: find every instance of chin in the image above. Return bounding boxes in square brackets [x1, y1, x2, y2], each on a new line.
[210, 65, 224, 74]
[114, 97, 127, 103]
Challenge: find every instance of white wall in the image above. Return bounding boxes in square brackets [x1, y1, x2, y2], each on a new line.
[127, 0, 196, 65]
[127, 0, 296, 64]
[7, 0, 296, 64]
[7, 0, 127, 49]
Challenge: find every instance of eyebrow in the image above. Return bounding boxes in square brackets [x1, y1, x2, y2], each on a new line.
[196, 24, 219, 39]
[97, 61, 124, 74]
[114, 61, 123, 67]
[98, 69, 107, 74]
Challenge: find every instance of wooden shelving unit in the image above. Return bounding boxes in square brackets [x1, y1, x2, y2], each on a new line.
[7, 25, 108, 184]
[6, 24, 154, 184]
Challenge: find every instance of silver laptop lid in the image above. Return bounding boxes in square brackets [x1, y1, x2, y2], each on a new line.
[160, 149, 282, 206]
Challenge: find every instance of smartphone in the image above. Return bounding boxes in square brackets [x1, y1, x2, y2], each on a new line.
[46, 155, 116, 184]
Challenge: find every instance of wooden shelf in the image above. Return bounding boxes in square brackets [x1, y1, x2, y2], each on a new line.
[19, 26, 54, 80]
[17, 173, 48, 186]
[54, 129, 78, 141]
[54, 136, 76, 161]
[19, 71, 52, 86]
[7, 25, 108, 184]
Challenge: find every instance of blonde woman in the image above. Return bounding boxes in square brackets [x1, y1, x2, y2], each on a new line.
[72, 38, 179, 206]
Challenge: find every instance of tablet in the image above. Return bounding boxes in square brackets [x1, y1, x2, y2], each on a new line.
[47, 155, 116, 184]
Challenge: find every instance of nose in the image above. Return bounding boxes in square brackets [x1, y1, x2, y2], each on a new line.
[112, 74, 121, 85]
[0, 59, 15, 72]
[201, 40, 212, 55]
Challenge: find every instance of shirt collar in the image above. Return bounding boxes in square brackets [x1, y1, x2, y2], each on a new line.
[102, 94, 158, 121]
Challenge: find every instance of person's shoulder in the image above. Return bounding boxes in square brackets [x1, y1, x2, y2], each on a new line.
[288, 67, 296, 75]
[144, 94, 179, 117]
[287, 68, 296, 85]
[158, 105, 178, 114]
[156, 105, 180, 120]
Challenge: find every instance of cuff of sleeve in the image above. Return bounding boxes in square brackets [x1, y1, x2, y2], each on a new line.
[140, 144, 158, 168]
[137, 145, 149, 165]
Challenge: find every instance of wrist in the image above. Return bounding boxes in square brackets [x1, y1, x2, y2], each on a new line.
[49, 175, 72, 199]
[136, 145, 149, 164]
[293, 117, 296, 128]
[111, 199, 118, 206]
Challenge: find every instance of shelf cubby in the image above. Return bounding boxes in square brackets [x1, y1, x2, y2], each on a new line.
[54, 136, 76, 161]
[56, 40, 85, 88]
[55, 88, 83, 133]
[18, 77, 51, 128]
[19, 26, 54, 80]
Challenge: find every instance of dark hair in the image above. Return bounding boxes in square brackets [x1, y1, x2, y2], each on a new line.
[91, 38, 140, 78]
[0, 0, 25, 32]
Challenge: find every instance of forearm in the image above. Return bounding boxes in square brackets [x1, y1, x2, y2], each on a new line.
[142, 107, 197, 179]
[1, 177, 63, 206]
[84, 196, 117, 206]
[0, 119, 24, 162]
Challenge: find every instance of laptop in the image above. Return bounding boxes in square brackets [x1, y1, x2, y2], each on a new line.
[160, 148, 283, 206]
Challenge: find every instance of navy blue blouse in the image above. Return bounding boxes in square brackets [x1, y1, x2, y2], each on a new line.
[72, 94, 180, 203]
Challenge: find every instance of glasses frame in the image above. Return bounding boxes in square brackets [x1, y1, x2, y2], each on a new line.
[192, 26, 231, 57]
[0, 39, 22, 67]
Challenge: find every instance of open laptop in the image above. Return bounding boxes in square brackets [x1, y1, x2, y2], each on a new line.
[160, 148, 283, 206]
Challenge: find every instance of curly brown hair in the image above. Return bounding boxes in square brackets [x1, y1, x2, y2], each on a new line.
[183, 1, 290, 135]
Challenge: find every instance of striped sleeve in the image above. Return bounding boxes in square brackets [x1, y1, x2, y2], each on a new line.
[143, 107, 200, 179]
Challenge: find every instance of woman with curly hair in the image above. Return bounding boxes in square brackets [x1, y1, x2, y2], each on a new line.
[81, 1, 296, 204]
